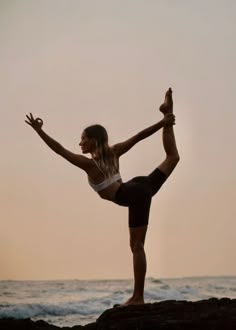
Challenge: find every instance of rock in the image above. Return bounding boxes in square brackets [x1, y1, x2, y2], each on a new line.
[96, 298, 236, 329]
[0, 318, 61, 329]
[1, 298, 236, 330]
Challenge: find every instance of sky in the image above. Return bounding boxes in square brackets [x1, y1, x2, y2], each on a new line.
[1, 0, 236, 280]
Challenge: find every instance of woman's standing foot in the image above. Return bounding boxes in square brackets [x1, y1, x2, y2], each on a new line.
[114, 296, 144, 308]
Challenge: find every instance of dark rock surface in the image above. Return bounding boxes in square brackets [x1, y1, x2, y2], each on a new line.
[1, 298, 236, 330]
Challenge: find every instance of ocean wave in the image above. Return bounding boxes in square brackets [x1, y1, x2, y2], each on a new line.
[145, 288, 184, 301]
[1, 277, 236, 327]
[150, 278, 163, 284]
[0, 300, 102, 319]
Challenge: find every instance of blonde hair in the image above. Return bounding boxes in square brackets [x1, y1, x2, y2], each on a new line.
[84, 124, 118, 178]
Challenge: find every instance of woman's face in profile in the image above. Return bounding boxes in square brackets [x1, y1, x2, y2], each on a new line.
[79, 132, 96, 154]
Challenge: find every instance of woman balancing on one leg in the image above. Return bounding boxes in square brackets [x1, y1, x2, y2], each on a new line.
[25, 88, 179, 306]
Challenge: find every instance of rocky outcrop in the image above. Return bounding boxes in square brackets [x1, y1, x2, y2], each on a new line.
[1, 298, 236, 330]
[97, 298, 236, 329]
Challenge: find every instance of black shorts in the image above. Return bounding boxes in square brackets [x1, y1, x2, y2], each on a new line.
[114, 168, 167, 228]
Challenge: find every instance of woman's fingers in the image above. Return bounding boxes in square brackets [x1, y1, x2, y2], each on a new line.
[25, 114, 43, 129]
[26, 114, 35, 123]
[36, 117, 43, 124]
[26, 113, 40, 124]
[163, 113, 176, 126]
[25, 114, 36, 126]
[25, 120, 32, 126]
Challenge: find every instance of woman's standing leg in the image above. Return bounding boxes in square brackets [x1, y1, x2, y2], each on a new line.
[124, 225, 148, 305]
[115, 181, 151, 306]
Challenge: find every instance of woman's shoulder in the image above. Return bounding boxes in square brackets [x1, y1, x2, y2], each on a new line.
[110, 145, 119, 158]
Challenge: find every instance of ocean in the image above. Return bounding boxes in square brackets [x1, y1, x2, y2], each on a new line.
[0, 277, 236, 327]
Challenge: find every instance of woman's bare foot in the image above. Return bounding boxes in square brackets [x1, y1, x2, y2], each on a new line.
[117, 296, 144, 307]
[159, 88, 173, 114]
[124, 297, 144, 305]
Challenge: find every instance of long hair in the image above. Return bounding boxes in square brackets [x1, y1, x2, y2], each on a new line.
[84, 124, 118, 178]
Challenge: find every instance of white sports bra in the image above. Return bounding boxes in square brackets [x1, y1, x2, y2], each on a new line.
[88, 158, 121, 192]
[88, 173, 121, 192]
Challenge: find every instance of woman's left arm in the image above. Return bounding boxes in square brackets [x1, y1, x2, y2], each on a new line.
[113, 114, 175, 157]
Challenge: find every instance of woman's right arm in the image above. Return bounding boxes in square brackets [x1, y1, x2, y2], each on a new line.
[25, 113, 91, 171]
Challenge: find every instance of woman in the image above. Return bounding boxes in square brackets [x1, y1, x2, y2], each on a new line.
[25, 88, 179, 306]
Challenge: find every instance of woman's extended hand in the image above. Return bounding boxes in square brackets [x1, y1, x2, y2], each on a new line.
[162, 113, 176, 126]
[25, 113, 43, 132]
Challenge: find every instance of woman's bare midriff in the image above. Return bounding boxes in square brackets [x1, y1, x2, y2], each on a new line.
[97, 180, 122, 201]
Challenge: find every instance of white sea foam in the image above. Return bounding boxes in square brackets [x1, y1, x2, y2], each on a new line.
[0, 277, 235, 327]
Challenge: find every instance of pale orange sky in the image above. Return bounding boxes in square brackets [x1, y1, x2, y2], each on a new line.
[1, 0, 236, 280]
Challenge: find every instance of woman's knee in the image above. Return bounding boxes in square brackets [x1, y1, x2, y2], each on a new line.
[130, 241, 145, 254]
[158, 154, 180, 178]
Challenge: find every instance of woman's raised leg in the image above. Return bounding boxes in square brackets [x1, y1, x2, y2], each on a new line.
[158, 88, 180, 177]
